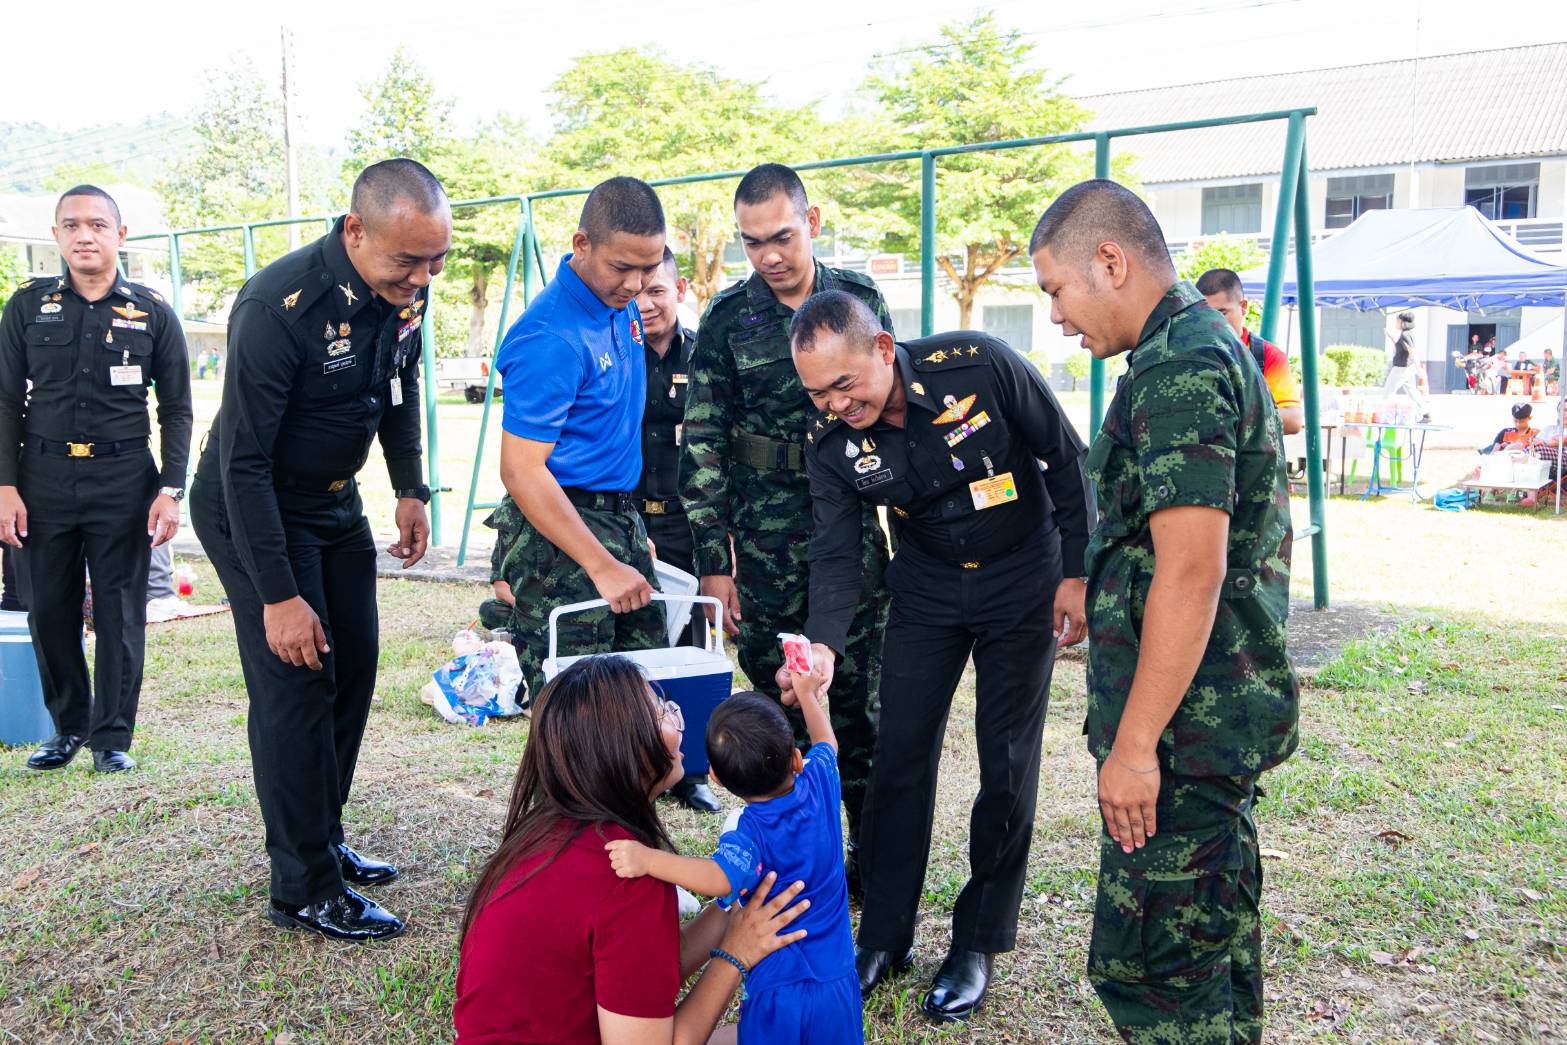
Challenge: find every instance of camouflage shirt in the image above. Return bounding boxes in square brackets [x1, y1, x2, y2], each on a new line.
[679, 262, 893, 576]
[1083, 281, 1299, 778]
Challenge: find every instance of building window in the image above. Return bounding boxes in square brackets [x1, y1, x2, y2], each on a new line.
[1464, 162, 1538, 221]
[1201, 183, 1263, 235]
[981, 304, 1033, 353]
[1324, 174, 1393, 229]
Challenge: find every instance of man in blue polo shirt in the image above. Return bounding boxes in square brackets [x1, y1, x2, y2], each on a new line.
[493, 177, 670, 696]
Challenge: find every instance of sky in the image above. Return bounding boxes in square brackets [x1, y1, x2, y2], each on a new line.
[6, 0, 1567, 155]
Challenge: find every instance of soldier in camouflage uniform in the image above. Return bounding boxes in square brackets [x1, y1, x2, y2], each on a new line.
[1031, 181, 1299, 1044]
[680, 164, 892, 856]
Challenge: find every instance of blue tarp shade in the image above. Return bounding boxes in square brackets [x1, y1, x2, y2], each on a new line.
[1238, 207, 1567, 311]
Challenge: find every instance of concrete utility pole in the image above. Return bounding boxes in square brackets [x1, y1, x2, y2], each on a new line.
[281, 27, 301, 250]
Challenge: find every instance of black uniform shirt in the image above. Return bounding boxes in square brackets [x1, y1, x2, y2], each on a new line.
[207, 218, 426, 604]
[804, 332, 1094, 654]
[636, 324, 694, 504]
[0, 274, 192, 487]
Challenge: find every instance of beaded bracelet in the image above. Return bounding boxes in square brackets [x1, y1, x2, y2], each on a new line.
[709, 947, 750, 999]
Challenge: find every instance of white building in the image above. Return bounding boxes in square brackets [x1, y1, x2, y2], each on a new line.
[0, 183, 168, 287]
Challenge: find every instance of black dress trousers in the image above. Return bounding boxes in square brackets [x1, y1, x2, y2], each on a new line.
[15, 448, 156, 750]
[855, 534, 1062, 955]
[190, 462, 379, 907]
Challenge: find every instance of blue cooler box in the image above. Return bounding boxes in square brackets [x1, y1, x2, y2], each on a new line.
[1, 610, 55, 747]
[543, 595, 732, 775]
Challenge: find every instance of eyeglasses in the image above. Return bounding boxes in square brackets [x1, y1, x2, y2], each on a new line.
[650, 686, 684, 732]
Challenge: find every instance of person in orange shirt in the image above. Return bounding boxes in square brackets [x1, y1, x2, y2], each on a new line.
[1196, 269, 1304, 434]
[1488, 403, 1538, 453]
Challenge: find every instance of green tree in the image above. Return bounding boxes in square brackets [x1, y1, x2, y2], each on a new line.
[0, 245, 26, 312]
[344, 47, 454, 174]
[1175, 234, 1267, 329]
[544, 50, 818, 310]
[156, 60, 287, 318]
[846, 13, 1103, 327]
[1063, 351, 1090, 391]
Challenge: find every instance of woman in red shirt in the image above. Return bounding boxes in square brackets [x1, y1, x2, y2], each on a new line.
[456, 655, 809, 1045]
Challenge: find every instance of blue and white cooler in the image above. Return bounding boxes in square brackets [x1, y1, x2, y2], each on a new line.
[1, 610, 54, 747]
[542, 594, 732, 775]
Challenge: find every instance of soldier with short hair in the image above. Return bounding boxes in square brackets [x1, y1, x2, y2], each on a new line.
[679, 164, 892, 885]
[1031, 180, 1299, 1043]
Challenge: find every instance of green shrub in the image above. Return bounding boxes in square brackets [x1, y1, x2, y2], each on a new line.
[1322, 344, 1386, 387]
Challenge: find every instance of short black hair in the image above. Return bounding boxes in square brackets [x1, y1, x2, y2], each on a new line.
[55, 184, 121, 226]
[1195, 268, 1244, 300]
[790, 289, 881, 354]
[660, 245, 680, 277]
[705, 692, 795, 799]
[734, 163, 809, 219]
[1513, 403, 1532, 420]
[1397, 312, 1415, 328]
[1029, 179, 1173, 276]
[579, 176, 665, 244]
[350, 159, 449, 226]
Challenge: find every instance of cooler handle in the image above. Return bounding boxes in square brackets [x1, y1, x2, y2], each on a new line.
[546, 594, 726, 662]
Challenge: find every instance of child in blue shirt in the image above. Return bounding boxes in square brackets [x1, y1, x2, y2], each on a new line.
[606, 680, 862, 1044]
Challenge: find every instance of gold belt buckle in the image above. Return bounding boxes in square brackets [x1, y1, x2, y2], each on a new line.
[67, 442, 95, 458]
[960, 561, 981, 570]
[327, 479, 348, 492]
[644, 499, 666, 515]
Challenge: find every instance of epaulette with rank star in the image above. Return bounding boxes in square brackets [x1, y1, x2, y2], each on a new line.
[911, 342, 988, 370]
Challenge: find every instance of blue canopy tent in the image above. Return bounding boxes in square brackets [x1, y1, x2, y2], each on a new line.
[1238, 206, 1567, 311]
[1240, 206, 1567, 512]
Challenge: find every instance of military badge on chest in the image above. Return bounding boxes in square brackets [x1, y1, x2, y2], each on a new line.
[846, 437, 882, 474]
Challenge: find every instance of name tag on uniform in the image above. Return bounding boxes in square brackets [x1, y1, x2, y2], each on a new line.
[110, 365, 143, 386]
[968, 471, 1017, 510]
[324, 356, 356, 374]
[390, 378, 403, 407]
[855, 468, 894, 490]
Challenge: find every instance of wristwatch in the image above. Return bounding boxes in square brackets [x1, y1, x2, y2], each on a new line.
[159, 486, 185, 502]
[395, 485, 432, 504]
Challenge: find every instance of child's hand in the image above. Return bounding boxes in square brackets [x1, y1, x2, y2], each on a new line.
[791, 670, 828, 707]
[605, 839, 651, 878]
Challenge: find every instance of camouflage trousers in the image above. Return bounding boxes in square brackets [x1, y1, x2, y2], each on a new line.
[1088, 773, 1264, 1045]
[731, 527, 889, 842]
[484, 498, 666, 703]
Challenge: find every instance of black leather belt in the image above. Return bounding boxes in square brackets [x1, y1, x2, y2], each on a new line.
[640, 497, 681, 516]
[33, 437, 149, 458]
[275, 473, 355, 493]
[563, 487, 637, 514]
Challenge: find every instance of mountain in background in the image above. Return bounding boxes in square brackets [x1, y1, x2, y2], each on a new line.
[0, 116, 195, 193]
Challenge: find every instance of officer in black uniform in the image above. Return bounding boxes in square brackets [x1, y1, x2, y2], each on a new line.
[782, 290, 1094, 1021]
[0, 185, 191, 774]
[633, 247, 720, 812]
[190, 159, 449, 942]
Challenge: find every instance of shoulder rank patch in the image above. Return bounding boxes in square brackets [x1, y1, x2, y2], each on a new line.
[921, 349, 950, 364]
[17, 277, 40, 291]
[282, 288, 303, 310]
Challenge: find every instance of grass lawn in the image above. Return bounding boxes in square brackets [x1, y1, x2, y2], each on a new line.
[1, 498, 1564, 1042]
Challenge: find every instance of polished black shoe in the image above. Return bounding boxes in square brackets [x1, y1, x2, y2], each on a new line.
[856, 945, 915, 996]
[337, 843, 399, 886]
[91, 749, 136, 773]
[267, 886, 406, 941]
[921, 948, 993, 1022]
[26, 734, 85, 771]
[670, 775, 722, 813]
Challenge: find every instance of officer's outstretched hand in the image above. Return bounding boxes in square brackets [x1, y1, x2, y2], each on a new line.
[592, 559, 653, 614]
[0, 485, 26, 548]
[147, 494, 181, 548]
[264, 596, 331, 671]
[390, 498, 430, 568]
[776, 643, 835, 707]
[1053, 578, 1088, 648]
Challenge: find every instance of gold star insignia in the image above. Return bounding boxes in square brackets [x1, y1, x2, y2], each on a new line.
[815, 419, 824, 430]
[968, 346, 980, 357]
[282, 288, 302, 310]
[339, 283, 358, 306]
[922, 350, 948, 364]
[826, 412, 838, 422]
[807, 432, 814, 443]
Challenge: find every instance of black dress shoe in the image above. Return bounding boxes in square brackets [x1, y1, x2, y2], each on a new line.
[267, 886, 405, 942]
[856, 945, 915, 996]
[26, 734, 84, 771]
[92, 750, 136, 773]
[921, 948, 993, 1022]
[337, 843, 399, 886]
[670, 775, 722, 813]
